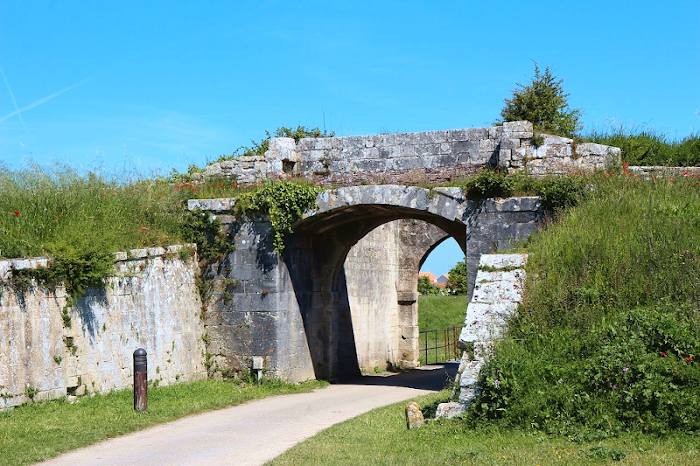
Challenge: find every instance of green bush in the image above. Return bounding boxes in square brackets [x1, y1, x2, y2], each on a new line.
[468, 175, 700, 435]
[587, 130, 700, 167]
[461, 170, 514, 198]
[534, 176, 588, 211]
[474, 306, 700, 435]
[460, 170, 589, 212]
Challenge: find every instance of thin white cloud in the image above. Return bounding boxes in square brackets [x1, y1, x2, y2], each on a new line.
[0, 66, 26, 131]
[0, 78, 89, 124]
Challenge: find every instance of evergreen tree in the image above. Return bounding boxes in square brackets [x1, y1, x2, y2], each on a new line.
[501, 65, 581, 137]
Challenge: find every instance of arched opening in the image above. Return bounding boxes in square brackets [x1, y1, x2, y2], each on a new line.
[417, 237, 467, 366]
[284, 196, 467, 381]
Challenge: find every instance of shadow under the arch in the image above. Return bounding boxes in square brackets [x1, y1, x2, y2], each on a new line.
[332, 362, 459, 391]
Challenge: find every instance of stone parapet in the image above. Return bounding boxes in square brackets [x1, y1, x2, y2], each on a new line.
[201, 121, 620, 185]
[627, 166, 700, 178]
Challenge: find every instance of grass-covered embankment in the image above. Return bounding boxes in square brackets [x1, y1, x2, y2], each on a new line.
[271, 391, 700, 465]
[472, 175, 700, 435]
[0, 378, 325, 466]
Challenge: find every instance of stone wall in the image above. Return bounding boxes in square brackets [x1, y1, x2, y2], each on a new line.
[343, 220, 450, 373]
[202, 121, 621, 185]
[0, 245, 206, 409]
[344, 222, 401, 372]
[465, 197, 542, 298]
[437, 253, 527, 418]
[627, 165, 700, 178]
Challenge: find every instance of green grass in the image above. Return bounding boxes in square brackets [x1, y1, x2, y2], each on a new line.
[271, 392, 700, 465]
[417, 295, 466, 364]
[470, 174, 700, 434]
[586, 130, 700, 166]
[0, 378, 325, 466]
[418, 295, 466, 330]
[521, 174, 700, 329]
[0, 167, 252, 261]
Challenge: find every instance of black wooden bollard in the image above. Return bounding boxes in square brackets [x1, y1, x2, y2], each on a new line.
[133, 348, 148, 412]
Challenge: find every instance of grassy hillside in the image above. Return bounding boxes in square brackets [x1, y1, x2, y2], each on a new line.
[471, 174, 700, 435]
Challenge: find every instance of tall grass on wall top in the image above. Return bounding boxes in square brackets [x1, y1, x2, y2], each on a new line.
[0, 168, 189, 296]
[470, 175, 700, 435]
[0, 168, 187, 259]
[587, 129, 700, 167]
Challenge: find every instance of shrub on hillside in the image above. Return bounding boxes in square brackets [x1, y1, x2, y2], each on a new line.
[535, 176, 588, 211]
[474, 306, 700, 435]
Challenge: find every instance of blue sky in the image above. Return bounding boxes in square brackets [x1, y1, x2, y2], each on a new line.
[1, 1, 698, 274]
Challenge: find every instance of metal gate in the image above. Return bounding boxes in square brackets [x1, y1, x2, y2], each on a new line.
[418, 326, 461, 365]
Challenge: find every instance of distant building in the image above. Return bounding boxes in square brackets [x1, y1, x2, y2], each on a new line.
[419, 271, 438, 284]
[419, 271, 448, 289]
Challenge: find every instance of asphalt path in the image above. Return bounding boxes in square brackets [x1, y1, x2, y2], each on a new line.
[38, 364, 456, 466]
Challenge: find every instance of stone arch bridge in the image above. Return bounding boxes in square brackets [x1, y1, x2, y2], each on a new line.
[189, 121, 619, 381]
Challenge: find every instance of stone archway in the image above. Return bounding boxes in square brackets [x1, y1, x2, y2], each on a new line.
[190, 185, 543, 382]
[343, 220, 452, 373]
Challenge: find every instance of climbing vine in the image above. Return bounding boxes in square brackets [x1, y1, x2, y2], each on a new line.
[235, 181, 321, 253]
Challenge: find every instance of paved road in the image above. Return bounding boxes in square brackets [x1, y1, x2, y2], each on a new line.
[39, 365, 456, 466]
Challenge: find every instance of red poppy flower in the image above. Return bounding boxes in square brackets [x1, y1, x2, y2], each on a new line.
[12, 210, 20, 217]
[685, 355, 694, 364]
[622, 162, 631, 176]
[659, 351, 668, 358]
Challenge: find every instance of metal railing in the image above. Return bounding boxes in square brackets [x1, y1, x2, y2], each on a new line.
[419, 326, 461, 365]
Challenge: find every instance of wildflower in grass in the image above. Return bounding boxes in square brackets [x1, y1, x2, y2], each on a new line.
[493, 378, 500, 388]
[685, 355, 694, 364]
[12, 210, 20, 217]
[622, 367, 629, 374]
[659, 351, 668, 358]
